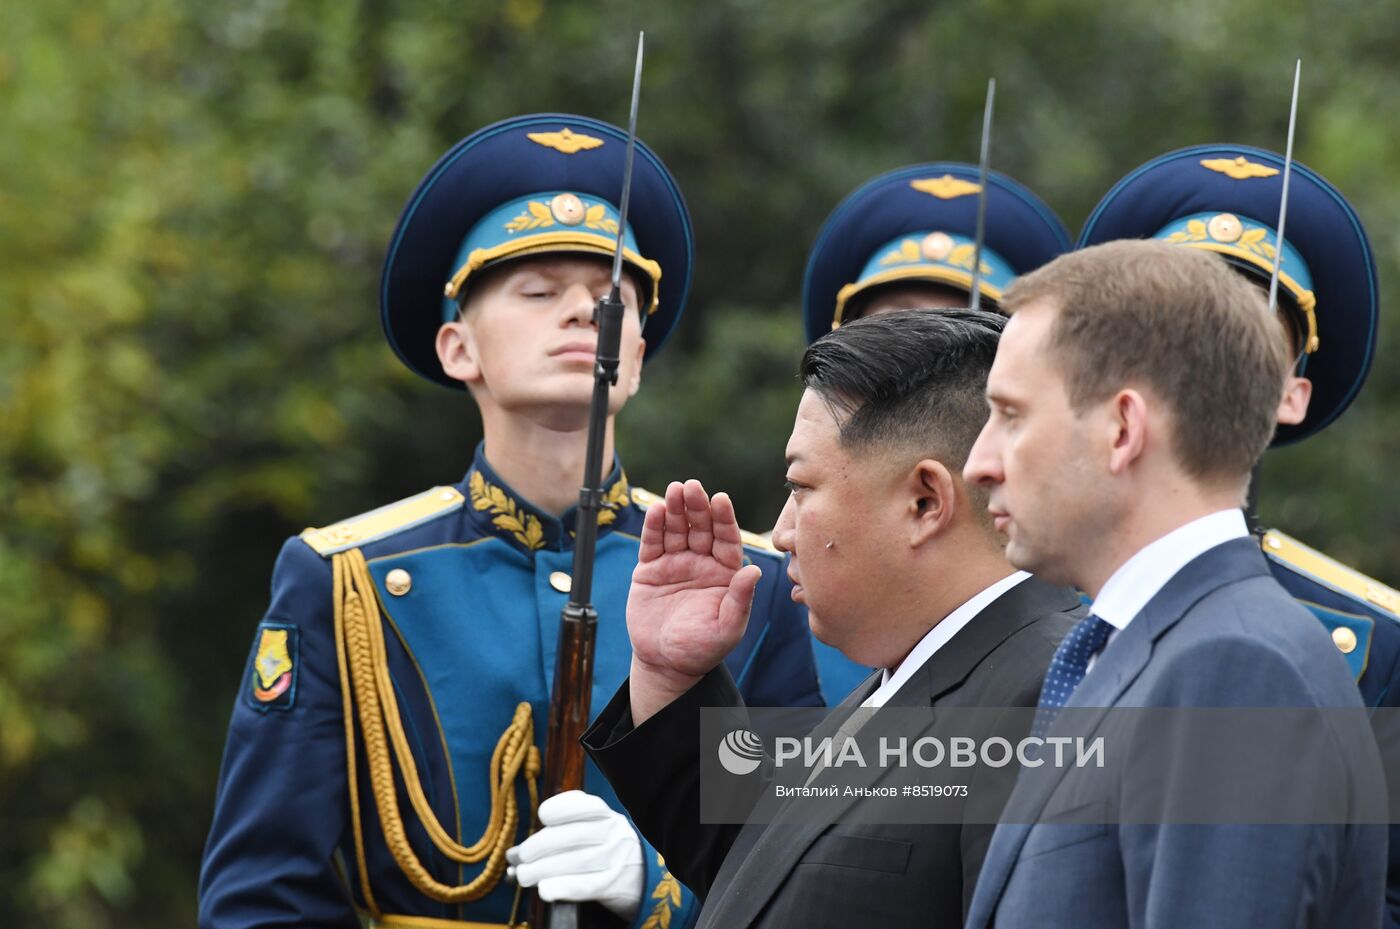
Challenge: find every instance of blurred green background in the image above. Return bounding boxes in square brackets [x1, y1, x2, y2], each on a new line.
[3, 0, 1398, 924]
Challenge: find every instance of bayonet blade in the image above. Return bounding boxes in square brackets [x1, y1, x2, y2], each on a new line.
[611, 32, 645, 298]
[1268, 59, 1301, 317]
[969, 78, 996, 311]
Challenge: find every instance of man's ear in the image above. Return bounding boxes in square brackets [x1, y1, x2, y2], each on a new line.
[1276, 374, 1312, 425]
[1106, 388, 1149, 475]
[908, 458, 957, 547]
[626, 335, 646, 397]
[436, 318, 482, 386]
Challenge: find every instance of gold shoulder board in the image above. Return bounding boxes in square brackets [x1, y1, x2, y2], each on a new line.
[301, 486, 465, 556]
[740, 528, 781, 555]
[1261, 529, 1400, 618]
[630, 485, 663, 508]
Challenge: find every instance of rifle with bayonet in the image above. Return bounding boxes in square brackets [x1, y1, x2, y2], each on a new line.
[969, 77, 995, 312]
[1247, 58, 1301, 525]
[532, 31, 646, 929]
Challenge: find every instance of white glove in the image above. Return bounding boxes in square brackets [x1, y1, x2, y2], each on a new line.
[506, 790, 645, 922]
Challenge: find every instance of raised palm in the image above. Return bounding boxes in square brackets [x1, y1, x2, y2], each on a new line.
[628, 480, 761, 682]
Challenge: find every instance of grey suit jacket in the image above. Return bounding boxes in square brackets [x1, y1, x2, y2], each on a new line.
[583, 575, 1083, 928]
[966, 537, 1388, 929]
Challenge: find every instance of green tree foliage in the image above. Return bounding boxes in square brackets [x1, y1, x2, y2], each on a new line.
[2, 1, 1397, 924]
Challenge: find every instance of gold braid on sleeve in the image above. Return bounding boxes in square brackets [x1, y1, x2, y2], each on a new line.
[333, 548, 542, 903]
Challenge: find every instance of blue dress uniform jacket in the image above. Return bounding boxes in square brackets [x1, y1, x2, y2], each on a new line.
[1261, 529, 1400, 707]
[1261, 528, 1400, 928]
[199, 447, 823, 929]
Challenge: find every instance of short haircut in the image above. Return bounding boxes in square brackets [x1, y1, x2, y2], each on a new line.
[1003, 240, 1290, 483]
[800, 308, 1005, 469]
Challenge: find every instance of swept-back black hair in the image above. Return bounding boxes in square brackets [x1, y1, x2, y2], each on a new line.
[800, 308, 1005, 467]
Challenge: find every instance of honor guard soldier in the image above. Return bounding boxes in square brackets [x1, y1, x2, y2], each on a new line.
[801, 162, 1072, 702]
[199, 113, 822, 929]
[1079, 143, 1400, 927]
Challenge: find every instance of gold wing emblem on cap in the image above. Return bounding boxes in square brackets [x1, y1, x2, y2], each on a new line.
[948, 243, 993, 274]
[910, 175, 982, 199]
[505, 201, 557, 232]
[528, 128, 605, 155]
[879, 239, 923, 266]
[1200, 156, 1279, 180]
[584, 203, 620, 234]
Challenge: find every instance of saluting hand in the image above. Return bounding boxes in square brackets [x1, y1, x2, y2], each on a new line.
[627, 480, 761, 723]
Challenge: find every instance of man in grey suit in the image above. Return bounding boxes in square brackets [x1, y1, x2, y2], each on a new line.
[961, 239, 1386, 928]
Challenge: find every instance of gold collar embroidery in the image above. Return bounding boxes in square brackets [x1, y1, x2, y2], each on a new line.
[470, 470, 546, 552]
[469, 468, 633, 551]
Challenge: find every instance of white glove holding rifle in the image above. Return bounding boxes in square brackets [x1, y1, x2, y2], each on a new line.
[507, 790, 644, 921]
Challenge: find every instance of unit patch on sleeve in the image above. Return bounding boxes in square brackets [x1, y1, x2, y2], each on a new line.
[247, 622, 298, 712]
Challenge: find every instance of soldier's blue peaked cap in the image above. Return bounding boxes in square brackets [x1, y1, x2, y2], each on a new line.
[802, 162, 1071, 344]
[380, 113, 694, 388]
[1078, 144, 1378, 446]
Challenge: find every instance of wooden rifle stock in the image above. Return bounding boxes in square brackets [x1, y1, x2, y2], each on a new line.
[542, 604, 598, 796]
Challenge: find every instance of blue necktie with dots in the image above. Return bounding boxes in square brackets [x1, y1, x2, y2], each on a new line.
[1031, 614, 1114, 740]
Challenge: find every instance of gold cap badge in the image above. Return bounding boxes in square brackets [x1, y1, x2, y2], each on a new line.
[1200, 156, 1280, 180]
[528, 128, 605, 155]
[1206, 213, 1244, 243]
[920, 232, 956, 261]
[910, 175, 983, 200]
[550, 193, 587, 225]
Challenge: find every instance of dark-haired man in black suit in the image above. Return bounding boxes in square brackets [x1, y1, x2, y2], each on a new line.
[575, 309, 1083, 927]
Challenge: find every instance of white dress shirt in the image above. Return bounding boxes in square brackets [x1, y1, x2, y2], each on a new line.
[800, 570, 1033, 787]
[1086, 508, 1249, 670]
[862, 571, 1032, 708]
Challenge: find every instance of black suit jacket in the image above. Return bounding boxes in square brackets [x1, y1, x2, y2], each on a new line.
[582, 575, 1083, 929]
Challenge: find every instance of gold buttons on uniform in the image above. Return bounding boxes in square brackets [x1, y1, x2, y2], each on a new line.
[1264, 534, 1282, 551]
[549, 571, 572, 593]
[385, 568, 413, 597]
[1332, 626, 1358, 654]
[550, 193, 586, 225]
